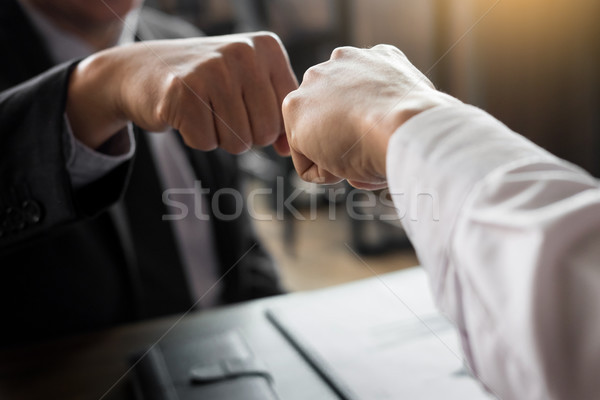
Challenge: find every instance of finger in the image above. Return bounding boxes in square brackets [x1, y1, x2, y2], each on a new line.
[272, 134, 290, 156]
[290, 148, 341, 184]
[241, 67, 281, 148]
[347, 179, 388, 191]
[281, 90, 301, 157]
[271, 62, 299, 107]
[259, 38, 299, 139]
[252, 33, 298, 100]
[209, 88, 252, 154]
[177, 90, 219, 151]
[304, 164, 343, 185]
[272, 75, 298, 149]
[330, 46, 358, 60]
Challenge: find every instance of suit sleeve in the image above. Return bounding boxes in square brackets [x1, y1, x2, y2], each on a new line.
[387, 104, 600, 399]
[0, 62, 132, 248]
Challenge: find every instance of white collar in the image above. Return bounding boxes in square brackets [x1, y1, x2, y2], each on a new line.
[19, 1, 140, 64]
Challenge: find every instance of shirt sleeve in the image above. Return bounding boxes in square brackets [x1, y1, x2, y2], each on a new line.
[387, 104, 600, 399]
[63, 114, 136, 189]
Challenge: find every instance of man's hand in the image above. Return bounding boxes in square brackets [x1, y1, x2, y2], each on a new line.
[67, 32, 298, 155]
[282, 45, 460, 189]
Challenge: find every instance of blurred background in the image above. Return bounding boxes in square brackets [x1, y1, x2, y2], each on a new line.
[146, 0, 600, 291]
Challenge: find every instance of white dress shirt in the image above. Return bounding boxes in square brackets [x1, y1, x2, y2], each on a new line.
[21, 3, 222, 306]
[388, 104, 600, 399]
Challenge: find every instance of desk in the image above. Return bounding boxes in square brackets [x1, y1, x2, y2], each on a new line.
[0, 267, 491, 400]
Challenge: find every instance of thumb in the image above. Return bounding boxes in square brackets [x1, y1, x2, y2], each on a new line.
[347, 179, 388, 191]
[290, 149, 342, 184]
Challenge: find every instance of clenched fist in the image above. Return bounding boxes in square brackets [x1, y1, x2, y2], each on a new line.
[67, 32, 298, 155]
[282, 45, 460, 189]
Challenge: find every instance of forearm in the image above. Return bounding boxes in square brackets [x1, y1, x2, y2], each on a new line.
[388, 104, 600, 399]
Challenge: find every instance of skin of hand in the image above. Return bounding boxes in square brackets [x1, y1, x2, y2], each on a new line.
[282, 44, 461, 189]
[66, 32, 298, 155]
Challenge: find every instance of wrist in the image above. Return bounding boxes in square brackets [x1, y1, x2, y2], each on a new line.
[66, 52, 128, 149]
[367, 92, 461, 177]
[360, 105, 418, 178]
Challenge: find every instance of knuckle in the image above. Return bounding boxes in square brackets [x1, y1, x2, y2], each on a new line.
[302, 65, 322, 82]
[155, 97, 171, 128]
[155, 100, 171, 128]
[282, 92, 300, 115]
[157, 73, 185, 125]
[163, 72, 185, 99]
[331, 46, 355, 59]
[252, 31, 283, 49]
[393, 47, 407, 58]
[374, 44, 405, 58]
[372, 43, 391, 51]
[202, 53, 228, 77]
[224, 39, 256, 63]
[199, 55, 233, 93]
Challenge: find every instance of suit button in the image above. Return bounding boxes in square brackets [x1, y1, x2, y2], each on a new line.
[5, 207, 25, 231]
[22, 200, 42, 224]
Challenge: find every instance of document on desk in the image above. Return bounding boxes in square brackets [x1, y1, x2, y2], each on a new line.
[267, 267, 494, 400]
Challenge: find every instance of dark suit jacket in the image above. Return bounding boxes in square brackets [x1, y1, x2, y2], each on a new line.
[0, 2, 282, 346]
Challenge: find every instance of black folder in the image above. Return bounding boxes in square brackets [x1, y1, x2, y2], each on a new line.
[129, 268, 492, 400]
[130, 330, 279, 400]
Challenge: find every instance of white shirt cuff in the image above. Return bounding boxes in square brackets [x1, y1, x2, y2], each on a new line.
[63, 114, 136, 189]
[385, 104, 558, 290]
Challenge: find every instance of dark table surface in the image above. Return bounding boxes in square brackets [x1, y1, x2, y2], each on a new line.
[0, 267, 491, 400]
